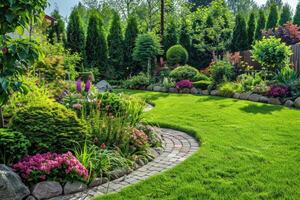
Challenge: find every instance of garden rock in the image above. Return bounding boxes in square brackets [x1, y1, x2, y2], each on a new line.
[146, 85, 154, 91]
[295, 97, 300, 108]
[25, 195, 37, 200]
[284, 100, 294, 107]
[248, 94, 262, 102]
[233, 93, 240, 99]
[0, 164, 30, 200]
[153, 86, 162, 92]
[259, 96, 269, 103]
[239, 92, 251, 100]
[268, 98, 282, 105]
[96, 80, 112, 93]
[210, 90, 219, 96]
[160, 87, 168, 92]
[202, 90, 209, 95]
[191, 87, 199, 94]
[31, 181, 62, 200]
[64, 181, 87, 195]
[89, 177, 109, 188]
[169, 87, 177, 93]
[106, 168, 128, 180]
[181, 88, 191, 93]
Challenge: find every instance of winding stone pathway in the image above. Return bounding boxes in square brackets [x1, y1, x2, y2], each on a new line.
[58, 128, 199, 200]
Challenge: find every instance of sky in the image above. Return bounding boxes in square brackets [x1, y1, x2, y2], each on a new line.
[45, 0, 299, 19]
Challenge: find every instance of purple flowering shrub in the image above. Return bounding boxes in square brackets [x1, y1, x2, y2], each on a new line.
[176, 80, 193, 89]
[13, 152, 89, 184]
[267, 85, 289, 98]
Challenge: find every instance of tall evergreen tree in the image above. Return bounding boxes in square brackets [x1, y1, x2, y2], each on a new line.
[85, 11, 108, 78]
[164, 20, 178, 53]
[179, 20, 191, 53]
[124, 15, 139, 77]
[47, 9, 65, 44]
[66, 8, 85, 55]
[255, 9, 266, 40]
[107, 12, 124, 79]
[231, 14, 248, 52]
[266, 3, 278, 29]
[188, 0, 213, 11]
[247, 12, 256, 48]
[294, 2, 300, 26]
[279, 4, 292, 25]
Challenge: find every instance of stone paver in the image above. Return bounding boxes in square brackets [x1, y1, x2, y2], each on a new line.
[60, 128, 199, 200]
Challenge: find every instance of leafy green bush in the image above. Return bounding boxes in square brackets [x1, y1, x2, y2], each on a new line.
[0, 129, 30, 164]
[210, 61, 234, 85]
[237, 73, 265, 92]
[97, 92, 127, 115]
[170, 65, 198, 81]
[10, 101, 89, 153]
[192, 73, 210, 82]
[166, 45, 188, 66]
[193, 80, 212, 90]
[123, 73, 150, 89]
[162, 77, 176, 88]
[251, 36, 292, 72]
[218, 82, 242, 97]
[275, 66, 299, 86]
[290, 79, 300, 97]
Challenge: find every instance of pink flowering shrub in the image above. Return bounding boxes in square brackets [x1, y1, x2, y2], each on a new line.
[13, 152, 88, 184]
[176, 80, 193, 89]
[130, 128, 149, 149]
[267, 85, 289, 98]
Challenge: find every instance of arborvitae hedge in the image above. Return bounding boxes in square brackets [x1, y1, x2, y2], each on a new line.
[266, 3, 278, 29]
[255, 9, 266, 40]
[231, 14, 248, 52]
[107, 12, 124, 79]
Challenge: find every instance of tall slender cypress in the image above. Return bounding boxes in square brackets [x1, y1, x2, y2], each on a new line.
[266, 3, 278, 29]
[85, 11, 108, 78]
[66, 8, 85, 55]
[231, 14, 248, 52]
[124, 15, 139, 77]
[164, 20, 177, 53]
[179, 20, 191, 53]
[107, 12, 124, 79]
[279, 4, 292, 25]
[255, 9, 266, 40]
[294, 2, 300, 26]
[247, 12, 256, 48]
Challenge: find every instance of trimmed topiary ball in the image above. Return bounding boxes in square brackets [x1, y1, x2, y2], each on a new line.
[166, 44, 188, 66]
[10, 101, 89, 153]
[170, 65, 199, 81]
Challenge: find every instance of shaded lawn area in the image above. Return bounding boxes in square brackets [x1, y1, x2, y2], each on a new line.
[95, 90, 300, 200]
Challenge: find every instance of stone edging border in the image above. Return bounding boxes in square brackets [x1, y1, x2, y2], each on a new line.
[140, 86, 300, 109]
[53, 128, 199, 200]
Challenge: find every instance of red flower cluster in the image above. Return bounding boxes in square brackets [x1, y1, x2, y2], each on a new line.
[267, 85, 289, 98]
[131, 128, 148, 148]
[176, 80, 193, 89]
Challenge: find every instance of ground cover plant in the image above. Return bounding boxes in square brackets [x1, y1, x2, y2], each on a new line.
[95, 90, 300, 200]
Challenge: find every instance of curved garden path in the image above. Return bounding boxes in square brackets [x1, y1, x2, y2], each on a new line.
[59, 128, 199, 200]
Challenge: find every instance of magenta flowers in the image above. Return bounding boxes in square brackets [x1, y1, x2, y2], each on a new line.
[176, 80, 193, 89]
[85, 79, 91, 92]
[76, 78, 82, 92]
[267, 85, 289, 97]
[13, 152, 89, 184]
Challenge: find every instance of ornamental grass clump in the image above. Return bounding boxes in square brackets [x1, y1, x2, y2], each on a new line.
[12, 152, 88, 185]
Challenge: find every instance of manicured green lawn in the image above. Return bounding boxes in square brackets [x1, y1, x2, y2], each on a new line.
[95, 90, 300, 200]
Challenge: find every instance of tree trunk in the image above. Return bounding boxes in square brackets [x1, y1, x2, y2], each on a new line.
[0, 107, 4, 128]
[147, 58, 151, 77]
